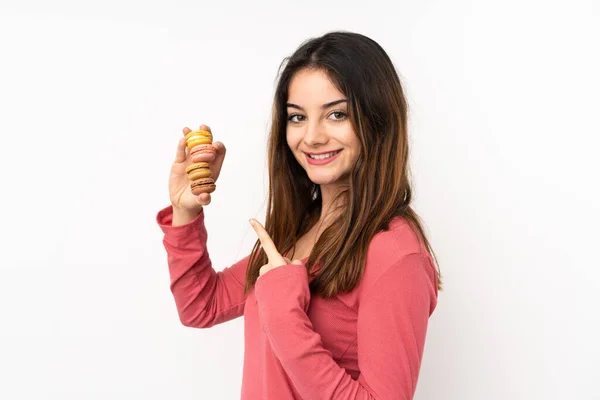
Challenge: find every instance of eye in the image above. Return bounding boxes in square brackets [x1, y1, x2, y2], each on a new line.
[288, 113, 305, 123]
[329, 111, 348, 121]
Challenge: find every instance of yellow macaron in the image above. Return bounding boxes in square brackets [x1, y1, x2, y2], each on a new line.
[185, 130, 212, 149]
[187, 138, 212, 149]
[185, 129, 213, 142]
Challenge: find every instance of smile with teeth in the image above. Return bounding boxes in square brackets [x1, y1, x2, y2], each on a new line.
[308, 150, 341, 160]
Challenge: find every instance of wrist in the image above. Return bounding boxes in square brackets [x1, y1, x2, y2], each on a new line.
[172, 205, 202, 226]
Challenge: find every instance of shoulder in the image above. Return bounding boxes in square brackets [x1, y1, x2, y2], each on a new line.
[367, 216, 425, 263]
[358, 216, 436, 296]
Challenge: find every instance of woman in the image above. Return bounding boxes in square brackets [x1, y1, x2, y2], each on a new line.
[157, 31, 441, 400]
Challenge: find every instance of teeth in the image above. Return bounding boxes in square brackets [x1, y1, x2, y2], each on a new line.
[309, 151, 339, 160]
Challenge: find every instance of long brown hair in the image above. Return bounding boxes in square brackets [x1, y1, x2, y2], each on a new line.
[244, 31, 442, 297]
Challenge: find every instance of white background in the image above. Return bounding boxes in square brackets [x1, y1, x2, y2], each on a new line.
[1, 0, 599, 399]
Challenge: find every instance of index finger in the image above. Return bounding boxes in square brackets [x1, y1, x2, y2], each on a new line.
[249, 219, 283, 263]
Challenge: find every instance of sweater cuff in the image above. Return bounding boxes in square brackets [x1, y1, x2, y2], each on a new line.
[255, 264, 311, 315]
[156, 204, 207, 247]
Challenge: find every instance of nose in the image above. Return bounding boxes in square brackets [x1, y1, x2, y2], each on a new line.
[302, 120, 328, 147]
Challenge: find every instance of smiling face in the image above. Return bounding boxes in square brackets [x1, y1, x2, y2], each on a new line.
[286, 69, 361, 188]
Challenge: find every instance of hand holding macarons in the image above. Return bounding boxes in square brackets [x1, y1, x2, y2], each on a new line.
[169, 124, 226, 213]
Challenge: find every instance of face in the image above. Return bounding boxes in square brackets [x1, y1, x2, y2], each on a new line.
[286, 69, 361, 189]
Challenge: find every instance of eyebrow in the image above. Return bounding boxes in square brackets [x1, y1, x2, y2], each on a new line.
[286, 99, 348, 111]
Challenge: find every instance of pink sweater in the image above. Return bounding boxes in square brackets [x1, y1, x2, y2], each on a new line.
[157, 205, 438, 399]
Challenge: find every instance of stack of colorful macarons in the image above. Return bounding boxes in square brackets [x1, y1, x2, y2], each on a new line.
[184, 129, 217, 195]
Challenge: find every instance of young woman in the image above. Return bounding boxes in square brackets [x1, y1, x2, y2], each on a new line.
[157, 31, 441, 400]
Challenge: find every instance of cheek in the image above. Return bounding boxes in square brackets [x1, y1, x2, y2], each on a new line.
[286, 131, 302, 151]
[342, 131, 361, 158]
[347, 141, 361, 166]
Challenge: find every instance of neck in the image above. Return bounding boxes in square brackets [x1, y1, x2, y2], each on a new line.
[317, 182, 346, 225]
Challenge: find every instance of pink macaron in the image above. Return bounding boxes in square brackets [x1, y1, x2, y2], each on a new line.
[190, 144, 216, 163]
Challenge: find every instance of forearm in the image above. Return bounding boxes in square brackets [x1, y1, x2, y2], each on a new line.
[157, 205, 247, 328]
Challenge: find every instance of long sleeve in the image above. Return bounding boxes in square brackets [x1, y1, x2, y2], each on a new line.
[156, 205, 249, 328]
[253, 253, 437, 399]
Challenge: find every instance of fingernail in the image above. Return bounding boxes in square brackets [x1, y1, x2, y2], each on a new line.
[249, 218, 254, 226]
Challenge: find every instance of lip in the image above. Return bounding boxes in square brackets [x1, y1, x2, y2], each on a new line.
[305, 149, 342, 155]
[304, 149, 342, 165]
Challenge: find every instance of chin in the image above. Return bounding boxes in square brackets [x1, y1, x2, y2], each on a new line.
[306, 171, 344, 186]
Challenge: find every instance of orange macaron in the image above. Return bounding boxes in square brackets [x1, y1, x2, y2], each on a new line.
[185, 162, 212, 181]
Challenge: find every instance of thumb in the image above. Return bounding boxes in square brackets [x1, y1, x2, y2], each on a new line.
[291, 259, 304, 265]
